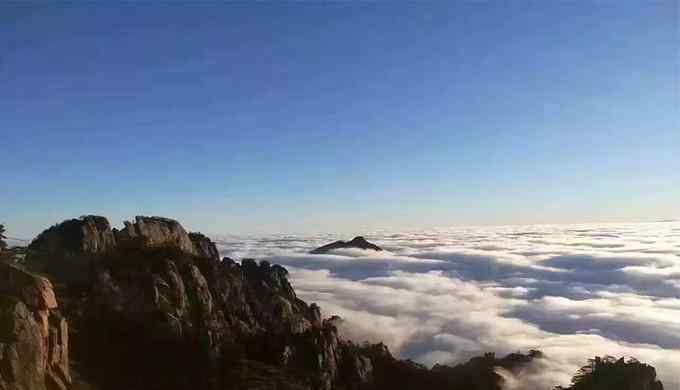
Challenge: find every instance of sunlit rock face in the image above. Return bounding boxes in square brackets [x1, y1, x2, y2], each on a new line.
[0, 263, 70, 390]
[114, 216, 197, 255]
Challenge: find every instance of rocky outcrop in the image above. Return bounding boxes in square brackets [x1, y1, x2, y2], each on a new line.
[189, 232, 220, 260]
[29, 216, 116, 256]
[0, 263, 70, 390]
[31, 215, 374, 390]
[114, 216, 197, 255]
[27, 216, 116, 282]
[310, 237, 382, 254]
[28, 216, 220, 282]
[0, 264, 57, 310]
[81, 251, 335, 385]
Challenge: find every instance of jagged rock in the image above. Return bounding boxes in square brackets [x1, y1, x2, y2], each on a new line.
[0, 263, 57, 310]
[339, 348, 374, 389]
[307, 304, 322, 329]
[189, 233, 220, 260]
[310, 237, 382, 254]
[46, 314, 70, 390]
[183, 263, 214, 321]
[0, 264, 70, 390]
[155, 260, 188, 320]
[0, 297, 46, 390]
[28, 216, 116, 282]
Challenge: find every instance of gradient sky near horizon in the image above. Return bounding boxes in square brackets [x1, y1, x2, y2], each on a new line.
[1, 2, 679, 239]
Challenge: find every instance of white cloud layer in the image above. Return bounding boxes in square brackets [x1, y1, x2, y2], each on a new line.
[212, 222, 680, 389]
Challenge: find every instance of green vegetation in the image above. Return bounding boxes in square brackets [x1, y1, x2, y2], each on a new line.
[556, 356, 664, 390]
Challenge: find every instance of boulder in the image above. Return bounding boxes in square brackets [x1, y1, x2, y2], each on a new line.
[114, 216, 197, 256]
[28, 215, 116, 282]
[29, 215, 116, 256]
[0, 263, 57, 310]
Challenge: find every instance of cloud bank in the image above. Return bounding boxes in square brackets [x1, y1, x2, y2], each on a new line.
[213, 222, 680, 389]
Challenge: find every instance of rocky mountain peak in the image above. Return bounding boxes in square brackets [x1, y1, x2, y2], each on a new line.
[310, 236, 383, 254]
[3, 216, 666, 390]
[27, 216, 220, 282]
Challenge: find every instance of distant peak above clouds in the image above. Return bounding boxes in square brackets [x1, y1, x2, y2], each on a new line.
[220, 222, 680, 389]
[310, 236, 383, 254]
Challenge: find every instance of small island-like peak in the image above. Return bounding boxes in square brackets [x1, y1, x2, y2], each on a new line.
[310, 236, 383, 254]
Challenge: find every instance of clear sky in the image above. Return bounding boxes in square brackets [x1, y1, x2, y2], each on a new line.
[1, 2, 678, 239]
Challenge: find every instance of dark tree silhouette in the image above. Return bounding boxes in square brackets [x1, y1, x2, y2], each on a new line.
[556, 356, 664, 390]
[0, 224, 7, 251]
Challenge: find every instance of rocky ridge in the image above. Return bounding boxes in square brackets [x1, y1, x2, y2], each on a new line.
[0, 215, 666, 390]
[24, 216, 377, 390]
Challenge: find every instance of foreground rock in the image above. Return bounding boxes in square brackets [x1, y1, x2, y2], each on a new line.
[310, 236, 382, 254]
[0, 263, 70, 390]
[25, 216, 374, 390]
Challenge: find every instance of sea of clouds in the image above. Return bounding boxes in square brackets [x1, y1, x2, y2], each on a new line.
[212, 222, 680, 389]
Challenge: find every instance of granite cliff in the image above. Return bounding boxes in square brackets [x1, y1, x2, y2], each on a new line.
[0, 216, 665, 390]
[22, 216, 380, 390]
[0, 263, 70, 390]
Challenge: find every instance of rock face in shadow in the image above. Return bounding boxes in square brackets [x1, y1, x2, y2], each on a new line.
[0, 263, 70, 390]
[189, 232, 220, 260]
[29, 215, 116, 256]
[27, 216, 116, 282]
[70, 249, 370, 390]
[25, 216, 362, 390]
[310, 237, 382, 254]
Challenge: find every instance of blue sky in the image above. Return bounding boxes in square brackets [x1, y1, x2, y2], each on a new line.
[1, 2, 678, 238]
